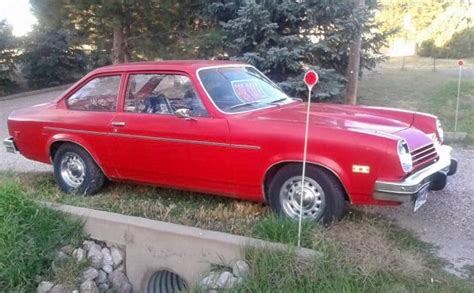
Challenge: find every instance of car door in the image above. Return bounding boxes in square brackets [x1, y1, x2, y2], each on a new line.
[57, 74, 123, 177]
[110, 72, 235, 195]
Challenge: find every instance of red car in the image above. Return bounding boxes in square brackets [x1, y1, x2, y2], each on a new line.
[4, 61, 457, 222]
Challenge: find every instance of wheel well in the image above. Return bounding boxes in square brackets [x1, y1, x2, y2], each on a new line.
[263, 162, 350, 203]
[49, 141, 65, 161]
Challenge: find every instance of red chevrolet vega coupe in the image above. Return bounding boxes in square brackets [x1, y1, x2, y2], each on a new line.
[4, 61, 457, 223]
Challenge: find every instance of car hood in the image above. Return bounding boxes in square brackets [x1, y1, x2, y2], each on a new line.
[253, 102, 414, 135]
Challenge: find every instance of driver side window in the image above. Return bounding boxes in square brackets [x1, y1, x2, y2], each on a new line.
[124, 73, 208, 117]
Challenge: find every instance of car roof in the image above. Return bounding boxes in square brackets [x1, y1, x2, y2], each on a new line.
[92, 60, 247, 74]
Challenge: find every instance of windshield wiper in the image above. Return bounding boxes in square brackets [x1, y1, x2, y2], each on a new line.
[270, 98, 288, 104]
[228, 101, 262, 110]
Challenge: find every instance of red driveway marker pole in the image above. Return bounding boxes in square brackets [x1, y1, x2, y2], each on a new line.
[298, 70, 319, 247]
[455, 60, 464, 132]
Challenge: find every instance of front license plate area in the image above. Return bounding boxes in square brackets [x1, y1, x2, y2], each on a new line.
[413, 185, 429, 212]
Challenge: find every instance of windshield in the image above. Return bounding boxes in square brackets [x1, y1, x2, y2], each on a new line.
[198, 66, 293, 113]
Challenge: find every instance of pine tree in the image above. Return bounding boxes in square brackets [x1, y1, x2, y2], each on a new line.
[207, 0, 389, 100]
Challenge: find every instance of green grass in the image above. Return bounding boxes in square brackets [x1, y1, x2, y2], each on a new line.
[2, 172, 473, 291]
[359, 56, 474, 145]
[240, 214, 474, 292]
[0, 180, 85, 291]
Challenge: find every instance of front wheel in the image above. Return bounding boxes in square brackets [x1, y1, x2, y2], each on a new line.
[267, 164, 346, 224]
[53, 143, 105, 195]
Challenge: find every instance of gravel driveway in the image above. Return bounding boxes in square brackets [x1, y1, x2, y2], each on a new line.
[1, 90, 473, 277]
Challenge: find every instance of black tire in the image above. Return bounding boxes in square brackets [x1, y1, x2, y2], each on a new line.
[53, 143, 105, 195]
[267, 164, 346, 224]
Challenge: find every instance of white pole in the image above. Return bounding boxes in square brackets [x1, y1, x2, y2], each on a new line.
[454, 65, 462, 132]
[297, 86, 312, 247]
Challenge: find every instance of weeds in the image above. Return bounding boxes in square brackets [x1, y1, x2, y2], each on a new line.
[0, 181, 84, 291]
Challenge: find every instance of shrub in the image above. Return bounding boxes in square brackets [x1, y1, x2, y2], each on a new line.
[21, 29, 88, 88]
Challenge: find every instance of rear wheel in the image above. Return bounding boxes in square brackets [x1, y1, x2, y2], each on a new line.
[53, 143, 105, 195]
[267, 164, 345, 224]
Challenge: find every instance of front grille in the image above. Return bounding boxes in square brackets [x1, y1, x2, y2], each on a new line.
[410, 143, 439, 171]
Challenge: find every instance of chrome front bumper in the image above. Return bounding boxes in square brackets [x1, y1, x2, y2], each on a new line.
[373, 145, 457, 203]
[3, 136, 18, 153]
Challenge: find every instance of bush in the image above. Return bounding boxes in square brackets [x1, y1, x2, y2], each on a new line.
[0, 182, 84, 291]
[21, 29, 88, 88]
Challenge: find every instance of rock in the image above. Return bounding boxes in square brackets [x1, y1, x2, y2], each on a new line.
[83, 267, 99, 280]
[101, 248, 114, 273]
[216, 271, 238, 289]
[49, 284, 64, 293]
[102, 264, 113, 274]
[83, 240, 97, 251]
[232, 260, 250, 278]
[60, 245, 75, 255]
[200, 271, 238, 290]
[117, 264, 125, 272]
[98, 283, 109, 291]
[110, 247, 124, 267]
[72, 290, 79, 293]
[87, 246, 103, 269]
[80, 280, 99, 293]
[109, 270, 132, 293]
[95, 270, 107, 284]
[37, 281, 54, 293]
[199, 271, 220, 289]
[73, 248, 85, 262]
[55, 250, 69, 261]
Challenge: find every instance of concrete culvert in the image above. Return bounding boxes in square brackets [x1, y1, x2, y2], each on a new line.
[147, 270, 188, 293]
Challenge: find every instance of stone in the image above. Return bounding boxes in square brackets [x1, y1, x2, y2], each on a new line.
[110, 247, 124, 268]
[200, 271, 239, 290]
[101, 248, 114, 273]
[60, 245, 75, 255]
[80, 280, 99, 293]
[109, 270, 132, 293]
[72, 290, 79, 293]
[73, 248, 85, 262]
[117, 264, 125, 272]
[87, 246, 103, 269]
[83, 267, 99, 281]
[95, 270, 107, 284]
[102, 264, 113, 274]
[49, 284, 64, 293]
[232, 260, 250, 278]
[83, 240, 97, 251]
[55, 250, 69, 261]
[216, 271, 238, 289]
[199, 271, 219, 289]
[98, 283, 109, 291]
[36, 281, 54, 293]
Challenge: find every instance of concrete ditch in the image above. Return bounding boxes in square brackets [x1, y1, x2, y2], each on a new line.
[49, 203, 320, 292]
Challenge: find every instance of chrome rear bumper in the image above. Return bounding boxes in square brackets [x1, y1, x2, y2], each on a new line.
[373, 145, 457, 202]
[3, 136, 18, 153]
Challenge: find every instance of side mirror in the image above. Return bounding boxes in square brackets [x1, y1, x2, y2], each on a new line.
[175, 108, 195, 120]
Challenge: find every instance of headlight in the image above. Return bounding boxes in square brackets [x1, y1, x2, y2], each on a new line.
[436, 119, 444, 143]
[397, 140, 412, 173]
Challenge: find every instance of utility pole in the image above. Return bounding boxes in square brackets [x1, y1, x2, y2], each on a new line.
[345, 0, 364, 105]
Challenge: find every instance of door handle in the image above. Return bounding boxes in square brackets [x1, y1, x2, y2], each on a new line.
[111, 121, 126, 127]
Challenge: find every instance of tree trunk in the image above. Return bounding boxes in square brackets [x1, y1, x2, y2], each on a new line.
[112, 26, 125, 64]
[345, 0, 364, 105]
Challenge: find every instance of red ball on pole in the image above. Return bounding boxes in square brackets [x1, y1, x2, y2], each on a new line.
[304, 70, 319, 88]
[458, 60, 464, 67]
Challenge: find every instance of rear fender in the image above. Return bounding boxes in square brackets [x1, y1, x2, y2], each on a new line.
[46, 134, 112, 177]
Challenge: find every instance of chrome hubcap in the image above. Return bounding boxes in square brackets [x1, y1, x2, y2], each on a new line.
[279, 176, 325, 220]
[60, 152, 86, 188]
